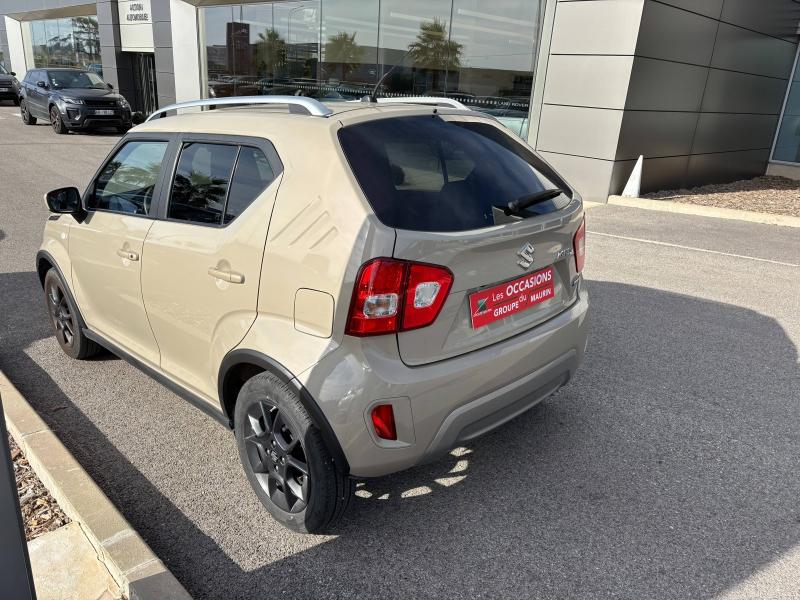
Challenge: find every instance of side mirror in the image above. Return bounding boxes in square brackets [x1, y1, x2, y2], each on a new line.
[36, 80, 46, 88]
[10, 71, 15, 77]
[107, 83, 113, 90]
[45, 187, 82, 215]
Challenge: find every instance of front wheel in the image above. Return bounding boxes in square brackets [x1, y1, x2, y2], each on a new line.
[43, 269, 102, 359]
[20, 100, 36, 125]
[50, 106, 68, 134]
[13, 96, 20, 107]
[234, 372, 353, 533]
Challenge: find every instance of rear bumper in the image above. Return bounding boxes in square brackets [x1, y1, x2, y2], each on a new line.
[299, 283, 589, 478]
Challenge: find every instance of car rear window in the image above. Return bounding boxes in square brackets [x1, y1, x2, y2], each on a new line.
[338, 115, 572, 232]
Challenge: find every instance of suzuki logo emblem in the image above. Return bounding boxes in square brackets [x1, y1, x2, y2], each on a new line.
[517, 242, 535, 270]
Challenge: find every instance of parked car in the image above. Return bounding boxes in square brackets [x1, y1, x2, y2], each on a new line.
[36, 96, 588, 533]
[0, 63, 20, 105]
[19, 68, 132, 134]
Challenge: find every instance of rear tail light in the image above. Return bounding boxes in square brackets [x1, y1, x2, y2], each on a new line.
[371, 404, 397, 440]
[346, 258, 454, 337]
[573, 217, 586, 273]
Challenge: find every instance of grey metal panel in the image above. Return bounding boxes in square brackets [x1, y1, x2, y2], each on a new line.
[537, 104, 624, 160]
[701, 68, 790, 114]
[155, 71, 176, 101]
[616, 111, 697, 159]
[611, 155, 690, 194]
[538, 151, 615, 202]
[150, 0, 171, 22]
[98, 20, 116, 48]
[154, 46, 174, 76]
[99, 44, 118, 69]
[550, 0, 644, 56]
[721, 0, 800, 41]
[152, 20, 172, 48]
[654, 0, 722, 19]
[626, 57, 708, 112]
[95, 0, 117, 26]
[691, 113, 779, 154]
[636, 1, 718, 66]
[685, 149, 770, 186]
[711, 22, 796, 79]
[543, 55, 634, 110]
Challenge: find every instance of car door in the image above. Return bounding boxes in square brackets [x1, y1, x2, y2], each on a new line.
[69, 135, 177, 366]
[26, 71, 46, 116]
[141, 135, 282, 401]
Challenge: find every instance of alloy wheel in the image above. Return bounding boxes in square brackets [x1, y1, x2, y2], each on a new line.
[47, 280, 74, 348]
[244, 400, 310, 513]
[50, 108, 61, 132]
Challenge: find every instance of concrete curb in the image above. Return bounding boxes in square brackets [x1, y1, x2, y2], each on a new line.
[0, 371, 192, 600]
[607, 195, 800, 228]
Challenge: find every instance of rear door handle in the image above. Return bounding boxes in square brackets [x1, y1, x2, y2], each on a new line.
[116, 249, 139, 261]
[208, 267, 244, 284]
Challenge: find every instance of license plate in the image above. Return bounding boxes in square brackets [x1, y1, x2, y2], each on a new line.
[469, 266, 555, 329]
[93, 109, 114, 115]
[0, 88, 9, 92]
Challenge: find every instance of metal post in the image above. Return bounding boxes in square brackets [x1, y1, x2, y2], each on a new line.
[0, 395, 37, 600]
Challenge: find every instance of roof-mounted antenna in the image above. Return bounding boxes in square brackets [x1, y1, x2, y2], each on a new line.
[368, 47, 413, 103]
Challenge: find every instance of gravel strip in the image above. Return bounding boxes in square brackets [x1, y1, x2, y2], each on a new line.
[643, 176, 800, 217]
[9, 435, 70, 541]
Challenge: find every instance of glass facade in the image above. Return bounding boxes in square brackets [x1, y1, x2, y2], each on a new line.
[200, 1, 543, 136]
[27, 16, 101, 72]
[773, 50, 800, 163]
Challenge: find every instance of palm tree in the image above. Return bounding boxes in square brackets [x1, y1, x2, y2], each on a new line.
[255, 28, 287, 80]
[325, 32, 362, 81]
[406, 18, 463, 92]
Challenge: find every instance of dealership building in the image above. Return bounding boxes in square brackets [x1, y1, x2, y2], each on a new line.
[2, 0, 800, 201]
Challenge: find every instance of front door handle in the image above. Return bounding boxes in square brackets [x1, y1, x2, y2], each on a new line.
[116, 249, 139, 261]
[208, 267, 244, 284]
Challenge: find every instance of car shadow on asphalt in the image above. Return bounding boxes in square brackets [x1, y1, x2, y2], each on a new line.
[1, 270, 798, 599]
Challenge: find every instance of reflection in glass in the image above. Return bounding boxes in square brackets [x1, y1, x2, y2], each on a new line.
[200, 0, 543, 134]
[773, 61, 800, 163]
[28, 16, 100, 70]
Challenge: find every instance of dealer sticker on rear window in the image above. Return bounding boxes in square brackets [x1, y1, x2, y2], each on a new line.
[469, 267, 555, 329]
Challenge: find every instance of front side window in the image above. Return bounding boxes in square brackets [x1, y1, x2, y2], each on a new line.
[338, 116, 570, 232]
[0, 63, 8, 75]
[88, 141, 169, 215]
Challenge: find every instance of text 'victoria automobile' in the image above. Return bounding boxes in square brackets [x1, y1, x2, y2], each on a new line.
[19, 68, 132, 134]
[37, 94, 588, 533]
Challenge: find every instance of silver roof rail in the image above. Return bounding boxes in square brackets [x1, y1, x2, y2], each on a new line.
[144, 96, 334, 122]
[373, 96, 469, 110]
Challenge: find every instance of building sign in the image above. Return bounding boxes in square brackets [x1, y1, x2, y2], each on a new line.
[118, 0, 154, 53]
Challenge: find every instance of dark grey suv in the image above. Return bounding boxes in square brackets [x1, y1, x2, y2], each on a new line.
[19, 68, 132, 134]
[0, 63, 19, 105]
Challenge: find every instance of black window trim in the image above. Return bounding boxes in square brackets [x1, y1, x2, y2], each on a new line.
[81, 132, 181, 219]
[158, 132, 283, 229]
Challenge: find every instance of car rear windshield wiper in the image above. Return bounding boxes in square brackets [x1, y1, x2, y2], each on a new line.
[497, 188, 565, 216]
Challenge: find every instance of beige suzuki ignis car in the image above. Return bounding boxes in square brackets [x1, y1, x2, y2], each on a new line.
[37, 96, 589, 533]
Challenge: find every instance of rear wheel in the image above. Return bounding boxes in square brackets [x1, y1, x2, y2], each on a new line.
[50, 106, 68, 134]
[234, 372, 353, 533]
[20, 100, 36, 125]
[43, 269, 101, 359]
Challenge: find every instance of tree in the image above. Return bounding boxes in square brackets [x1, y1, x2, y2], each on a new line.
[255, 28, 287, 80]
[406, 18, 462, 91]
[325, 32, 363, 81]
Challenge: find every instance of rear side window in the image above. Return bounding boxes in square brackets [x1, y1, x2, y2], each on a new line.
[338, 116, 571, 232]
[168, 142, 275, 226]
[224, 146, 276, 224]
[88, 141, 169, 215]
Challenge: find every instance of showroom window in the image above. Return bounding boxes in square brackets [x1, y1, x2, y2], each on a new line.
[199, 0, 543, 136]
[772, 47, 800, 163]
[27, 16, 101, 71]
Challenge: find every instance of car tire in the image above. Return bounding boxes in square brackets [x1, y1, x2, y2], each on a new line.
[43, 269, 102, 360]
[50, 106, 69, 135]
[13, 96, 20, 107]
[116, 125, 131, 134]
[20, 100, 37, 125]
[234, 372, 353, 534]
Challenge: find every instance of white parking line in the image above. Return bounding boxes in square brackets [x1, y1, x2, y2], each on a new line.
[589, 231, 799, 268]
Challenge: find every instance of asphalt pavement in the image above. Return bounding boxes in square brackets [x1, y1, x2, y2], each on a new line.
[1, 104, 799, 599]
